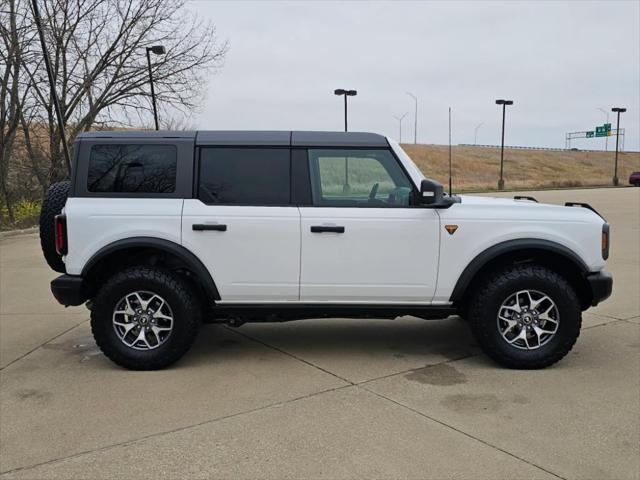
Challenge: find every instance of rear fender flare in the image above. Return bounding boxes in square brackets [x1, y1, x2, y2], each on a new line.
[82, 237, 221, 301]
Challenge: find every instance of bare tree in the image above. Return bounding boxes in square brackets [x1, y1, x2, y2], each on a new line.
[0, 0, 31, 221]
[18, 0, 228, 182]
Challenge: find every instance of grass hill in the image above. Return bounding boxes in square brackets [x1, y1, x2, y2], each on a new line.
[400, 144, 640, 191]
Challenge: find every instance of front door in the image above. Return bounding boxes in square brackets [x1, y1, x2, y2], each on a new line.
[299, 148, 440, 303]
[182, 147, 300, 302]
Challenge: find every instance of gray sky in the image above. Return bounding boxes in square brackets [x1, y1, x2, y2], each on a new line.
[188, 0, 640, 151]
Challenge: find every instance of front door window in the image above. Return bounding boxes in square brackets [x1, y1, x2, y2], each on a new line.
[308, 149, 413, 207]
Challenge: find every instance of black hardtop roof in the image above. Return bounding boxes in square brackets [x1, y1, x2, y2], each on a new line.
[76, 130, 389, 148]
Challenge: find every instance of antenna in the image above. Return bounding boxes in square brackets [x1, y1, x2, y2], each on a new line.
[448, 107, 452, 195]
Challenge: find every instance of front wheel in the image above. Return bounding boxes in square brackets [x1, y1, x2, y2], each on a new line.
[468, 264, 581, 369]
[91, 266, 201, 370]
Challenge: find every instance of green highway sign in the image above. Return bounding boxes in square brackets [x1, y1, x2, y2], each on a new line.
[595, 123, 611, 137]
[586, 131, 594, 138]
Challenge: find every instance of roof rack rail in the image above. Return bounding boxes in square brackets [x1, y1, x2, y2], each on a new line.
[564, 202, 605, 220]
[514, 196, 538, 202]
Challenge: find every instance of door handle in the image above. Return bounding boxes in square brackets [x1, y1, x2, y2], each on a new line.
[310, 225, 345, 233]
[193, 224, 227, 231]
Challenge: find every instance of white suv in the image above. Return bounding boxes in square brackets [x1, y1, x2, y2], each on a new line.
[40, 131, 612, 370]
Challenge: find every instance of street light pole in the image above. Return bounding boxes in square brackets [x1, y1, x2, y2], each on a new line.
[406, 92, 418, 144]
[495, 99, 513, 190]
[334, 89, 357, 132]
[611, 107, 626, 186]
[474, 122, 484, 145]
[393, 113, 408, 143]
[145, 45, 166, 130]
[597, 107, 610, 151]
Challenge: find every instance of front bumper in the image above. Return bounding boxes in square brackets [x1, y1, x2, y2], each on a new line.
[51, 274, 87, 306]
[586, 270, 613, 306]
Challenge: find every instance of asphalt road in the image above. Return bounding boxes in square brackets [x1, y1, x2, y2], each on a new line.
[1, 187, 638, 480]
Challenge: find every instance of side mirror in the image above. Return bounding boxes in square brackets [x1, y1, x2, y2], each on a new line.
[418, 179, 457, 208]
[419, 179, 444, 205]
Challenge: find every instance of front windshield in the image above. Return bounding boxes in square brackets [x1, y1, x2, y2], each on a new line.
[387, 138, 426, 185]
[387, 139, 454, 196]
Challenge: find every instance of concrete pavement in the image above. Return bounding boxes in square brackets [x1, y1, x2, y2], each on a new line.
[1, 187, 638, 479]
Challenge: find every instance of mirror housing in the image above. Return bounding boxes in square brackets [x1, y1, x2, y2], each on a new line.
[419, 179, 444, 205]
[418, 179, 456, 208]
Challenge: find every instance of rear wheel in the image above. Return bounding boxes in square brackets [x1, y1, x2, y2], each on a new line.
[468, 264, 581, 369]
[39, 181, 70, 272]
[91, 266, 201, 370]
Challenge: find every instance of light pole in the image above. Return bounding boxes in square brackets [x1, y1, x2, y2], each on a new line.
[611, 107, 626, 186]
[393, 113, 408, 143]
[146, 45, 166, 130]
[406, 92, 418, 144]
[474, 122, 484, 145]
[334, 89, 357, 131]
[597, 107, 610, 151]
[495, 99, 513, 190]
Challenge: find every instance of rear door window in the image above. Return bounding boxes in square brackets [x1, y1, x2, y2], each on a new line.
[87, 144, 177, 193]
[198, 148, 290, 205]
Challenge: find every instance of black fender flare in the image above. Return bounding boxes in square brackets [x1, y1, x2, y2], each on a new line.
[449, 238, 589, 303]
[82, 237, 221, 300]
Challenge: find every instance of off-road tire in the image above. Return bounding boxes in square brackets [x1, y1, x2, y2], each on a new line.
[39, 181, 70, 273]
[468, 264, 581, 369]
[91, 266, 201, 370]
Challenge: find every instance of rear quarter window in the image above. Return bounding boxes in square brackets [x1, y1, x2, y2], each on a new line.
[87, 144, 177, 193]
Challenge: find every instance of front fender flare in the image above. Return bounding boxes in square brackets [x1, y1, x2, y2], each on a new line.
[449, 238, 589, 303]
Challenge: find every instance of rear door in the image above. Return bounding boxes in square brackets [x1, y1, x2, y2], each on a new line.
[182, 147, 300, 302]
[299, 148, 440, 303]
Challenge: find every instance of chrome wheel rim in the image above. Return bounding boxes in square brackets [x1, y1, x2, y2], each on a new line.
[497, 290, 559, 350]
[112, 291, 173, 350]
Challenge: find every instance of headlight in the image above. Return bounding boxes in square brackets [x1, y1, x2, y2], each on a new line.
[602, 223, 610, 260]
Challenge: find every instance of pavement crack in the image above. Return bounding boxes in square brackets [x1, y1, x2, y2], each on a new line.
[356, 352, 482, 386]
[358, 385, 567, 480]
[222, 325, 356, 385]
[0, 383, 354, 477]
[222, 326, 484, 388]
[0, 318, 88, 371]
[583, 318, 628, 330]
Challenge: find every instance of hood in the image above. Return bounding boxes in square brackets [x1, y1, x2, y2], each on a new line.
[451, 194, 604, 223]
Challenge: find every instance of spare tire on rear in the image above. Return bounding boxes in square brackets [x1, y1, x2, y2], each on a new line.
[39, 181, 70, 273]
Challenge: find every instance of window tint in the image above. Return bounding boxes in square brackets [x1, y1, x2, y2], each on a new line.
[199, 148, 290, 205]
[308, 149, 413, 207]
[88, 144, 177, 193]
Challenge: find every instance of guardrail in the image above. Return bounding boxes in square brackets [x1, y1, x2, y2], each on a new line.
[457, 144, 637, 153]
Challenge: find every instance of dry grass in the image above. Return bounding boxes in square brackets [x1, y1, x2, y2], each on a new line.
[401, 144, 640, 191]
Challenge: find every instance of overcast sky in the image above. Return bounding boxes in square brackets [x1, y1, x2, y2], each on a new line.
[188, 1, 640, 151]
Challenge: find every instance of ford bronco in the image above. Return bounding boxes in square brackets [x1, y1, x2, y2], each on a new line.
[39, 131, 613, 370]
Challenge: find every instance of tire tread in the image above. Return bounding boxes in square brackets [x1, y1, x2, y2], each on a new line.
[468, 264, 581, 369]
[90, 266, 200, 370]
[39, 181, 70, 273]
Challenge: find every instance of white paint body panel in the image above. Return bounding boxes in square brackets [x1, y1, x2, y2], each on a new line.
[64, 198, 183, 275]
[299, 207, 440, 302]
[433, 195, 606, 302]
[181, 201, 300, 302]
[63, 140, 607, 307]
